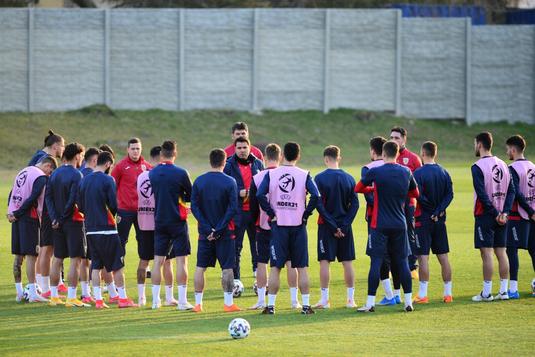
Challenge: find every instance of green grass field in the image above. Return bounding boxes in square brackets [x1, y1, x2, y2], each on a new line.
[0, 109, 534, 356]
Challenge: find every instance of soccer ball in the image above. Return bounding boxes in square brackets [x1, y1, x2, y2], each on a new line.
[228, 318, 250, 339]
[22, 283, 42, 301]
[233, 279, 244, 298]
[531, 278, 535, 294]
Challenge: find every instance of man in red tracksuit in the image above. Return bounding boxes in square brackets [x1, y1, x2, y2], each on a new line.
[111, 138, 152, 254]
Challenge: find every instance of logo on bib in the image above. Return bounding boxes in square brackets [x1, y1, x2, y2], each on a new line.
[140, 179, 153, 199]
[278, 173, 295, 193]
[492, 165, 503, 184]
[16, 171, 28, 188]
[528, 169, 535, 188]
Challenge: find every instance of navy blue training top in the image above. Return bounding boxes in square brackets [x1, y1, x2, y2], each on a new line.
[77, 171, 117, 232]
[28, 150, 47, 166]
[45, 165, 84, 224]
[413, 163, 454, 223]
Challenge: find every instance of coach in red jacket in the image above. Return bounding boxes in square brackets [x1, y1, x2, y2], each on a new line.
[111, 138, 152, 251]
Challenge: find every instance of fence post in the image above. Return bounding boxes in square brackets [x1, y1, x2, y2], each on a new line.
[251, 8, 259, 112]
[104, 9, 110, 107]
[394, 10, 402, 116]
[27, 7, 34, 113]
[323, 9, 330, 114]
[178, 9, 185, 111]
[465, 17, 472, 125]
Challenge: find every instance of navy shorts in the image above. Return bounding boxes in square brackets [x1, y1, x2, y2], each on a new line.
[154, 222, 190, 257]
[87, 234, 125, 272]
[269, 224, 308, 269]
[196, 237, 235, 270]
[256, 228, 271, 264]
[138, 230, 155, 261]
[474, 215, 507, 248]
[366, 227, 411, 259]
[506, 219, 530, 249]
[414, 220, 449, 255]
[317, 224, 355, 262]
[529, 222, 535, 251]
[117, 209, 140, 249]
[11, 218, 40, 256]
[39, 212, 54, 247]
[53, 221, 87, 259]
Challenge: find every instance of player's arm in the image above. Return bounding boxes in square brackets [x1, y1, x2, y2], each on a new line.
[435, 171, 454, 216]
[408, 174, 419, 199]
[45, 179, 58, 223]
[471, 165, 499, 217]
[510, 167, 534, 216]
[215, 182, 239, 236]
[190, 182, 212, 236]
[414, 172, 433, 211]
[503, 172, 516, 215]
[361, 166, 374, 205]
[303, 174, 320, 221]
[256, 173, 275, 219]
[76, 181, 85, 215]
[107, 178, 118, 216]
[248, 180, 260, 224]
[355, 168, 374, 194]
[341, 181, 359, 230]
[110, 162, 121, 186]
[60, 173, 82, 223]
[314, 178, 338, 230]
[12, 176, 47, 219]
[182, 171, 193, 203]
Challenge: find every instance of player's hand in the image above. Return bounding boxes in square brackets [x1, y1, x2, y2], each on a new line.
[52, 220, 59, 229]
[430, 215, 438, 222]
[6, 214, 16, 223]
[496, 214, 507, 226]
[530, 213, 535, 221]
[334, 228, 345, 239]
[239, 189, 247, 198]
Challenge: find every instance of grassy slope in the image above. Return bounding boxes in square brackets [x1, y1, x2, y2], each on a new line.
[0, 109, 534, 355]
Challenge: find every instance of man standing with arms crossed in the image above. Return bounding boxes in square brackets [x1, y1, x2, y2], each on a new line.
[257, 142, 320, 315]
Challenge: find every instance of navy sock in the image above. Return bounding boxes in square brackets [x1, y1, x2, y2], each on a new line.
[507, 247, 519, 281]
[367, 256, 383, 296]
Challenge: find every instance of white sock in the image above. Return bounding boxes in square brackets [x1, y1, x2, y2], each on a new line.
[94, 286, 102, 301]
[117, 286, 127, 299]
[483, 280, 492, 297]
[302, 294, 310, 307]
[393, 289, 401, 298]
[418, 281, 428, 298]
[444, 281, 452, 296]
[107, 282, 118, 298]
[15, 283, 23, 296]
[42, 276, 50, 292]
[509, 280, 518, 293]
[178, 285, 187, 304]
[165, 285, 173, 302]
[366, 295, 375, 307]
[499, 279, 508, 294]
[81, 281, 90, 297]
[404, 293, 413, 307]
[320, 287, 329, 303]
[50, 286, 58, 298]
[59, 276, 64, 285]
[268, 294, 277, 306]
[29, 283, 37, 296]
[290, 287, 298, 303]
[138, 284, 146, 300]
[67, 286, 77, 299]
[347, 287, 355, 302]
[224, 291, 233, 306]
[382, 279, 394, 299]
[152, 285, 161, 303]
[257, 287, 266, 304]
[195, 292, 203, 305]
[36, 274, 43, 289]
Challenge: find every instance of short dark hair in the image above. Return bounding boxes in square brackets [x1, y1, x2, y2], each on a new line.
[421, 141, 437, 158]
[370, 136, 387, 156]
[84, 147, 100, 162]
[97, 151, 114, 166]
[128, 138, 141, 147]
[44, 130, 63, 147]
[283, 142, 300, 162]
[475, 132, 493, 151]
[506, 135, 526, 152]
[38, 156, 58, 170]
[209, 148, 227, 168]
[391, 126, 407, 138]
[265, 143, 281, 162]
[62, 143, 85, 161]
[323, 145, 340, 160]
[231, 122, 248, 134]
[99, 144, 115, 158]
[161, 140, 177, 159]
[383, 141, 399, 159]
[234, 136, 251, 147]
[150, 146, 162, 159]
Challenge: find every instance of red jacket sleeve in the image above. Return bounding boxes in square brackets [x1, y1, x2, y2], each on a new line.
[355, 181, 373, 194]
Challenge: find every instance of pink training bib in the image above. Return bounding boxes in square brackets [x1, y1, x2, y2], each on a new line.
[137, 170, 155, 231]
[510, 159, 535, 220]
[8, 166, 46, 219]
[267, 165, 308, 227]
[474, 156, 511, 213]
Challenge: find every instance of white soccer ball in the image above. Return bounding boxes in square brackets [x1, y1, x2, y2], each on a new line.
[23, 283, 42, 301]
[233, 279, 244, 298]
[228, 318, 250, 339]
[531, 278, 535, 292]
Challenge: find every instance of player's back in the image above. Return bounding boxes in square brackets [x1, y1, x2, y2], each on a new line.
[79, 171, 117, 231]
[192, 172, 237, 228]
[315, 168, 356, 222]
[48, 165, 81, 209]
[414, 164, 452, 219]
